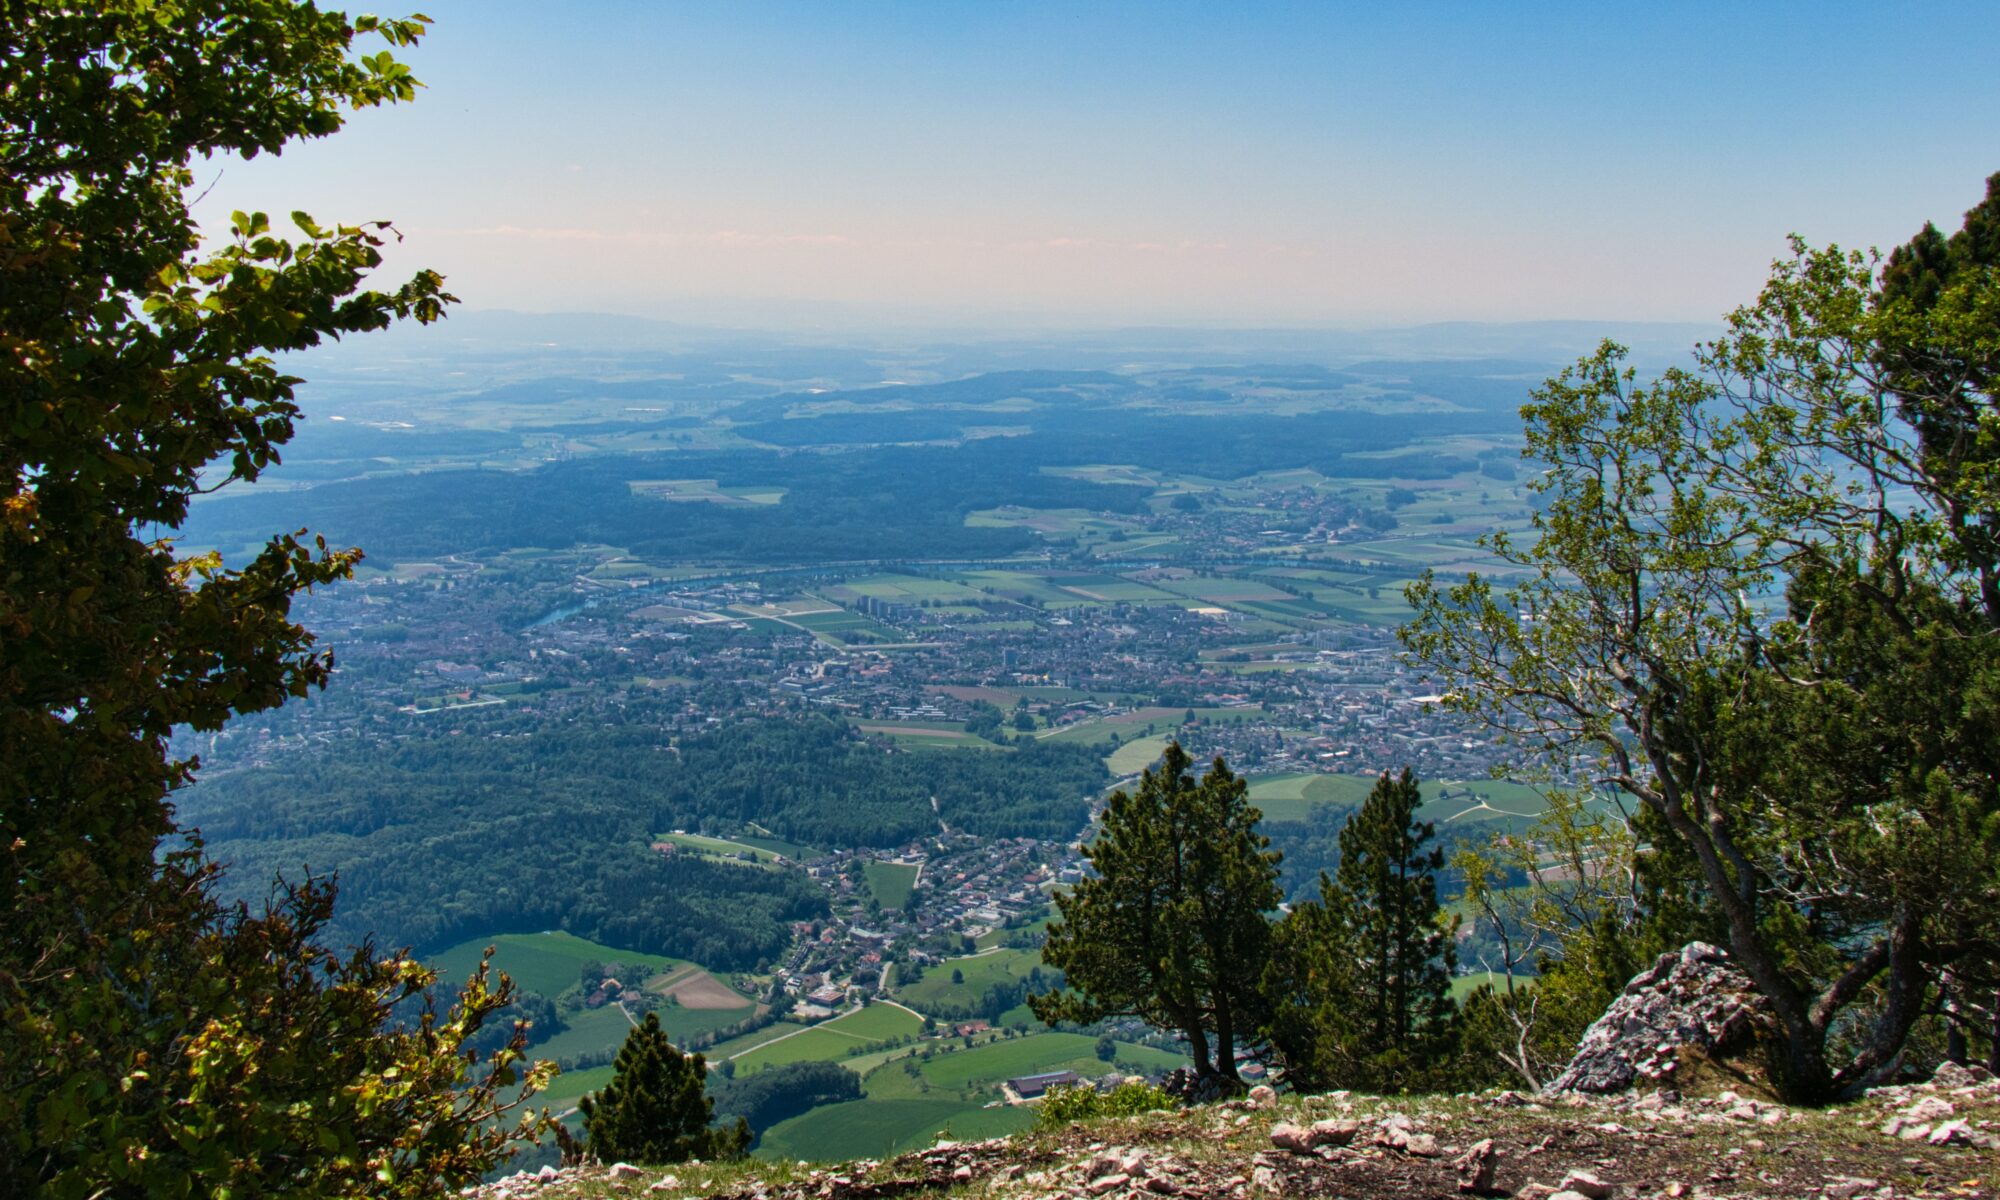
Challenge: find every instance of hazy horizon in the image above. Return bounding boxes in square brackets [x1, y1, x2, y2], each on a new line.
[195, 2, 2000, 331]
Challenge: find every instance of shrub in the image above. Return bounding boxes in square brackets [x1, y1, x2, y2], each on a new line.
[1034, 1080, 1177, 1130]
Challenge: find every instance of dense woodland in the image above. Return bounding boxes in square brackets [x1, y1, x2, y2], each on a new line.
[177, 402, 1498, 564]
[705, 1061, 863, 1145]
[179, 717, 1103, 965]
[656, 716, 1105, 845]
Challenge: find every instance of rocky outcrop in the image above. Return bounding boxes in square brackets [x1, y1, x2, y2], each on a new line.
[1547, 942, 1774, 1095]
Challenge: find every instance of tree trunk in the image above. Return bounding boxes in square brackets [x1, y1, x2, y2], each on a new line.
[1642, 775, 1835, 1101]
[1989, 988, 2000, 1076]
[1212, 993, 1240, 1083]
[1943, 970, 1968, 1065]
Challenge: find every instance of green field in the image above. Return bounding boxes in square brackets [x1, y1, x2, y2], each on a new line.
[1105, 732, 1174, 775]
[863, 860, 919, 909]
[653, 831, 787, 866]
[896, 947, 1045, 1013]
[917, 1032, 1184, 1091]
[825, 1003, 926, 1041]
[1245, 773, 1557, 827]
[430, 931, 681, 999]
[1450, 971, 1531, 1000]
[531, 1005, 636, 1063]
[735, 830, 818, 860]
[708, 1021, 808, 1059]
[756, 1098, 1032, 1163]
[730, 1004, 925, 1073]
[840, 573, 987, 602]
[731, 1027, 877, 1073]
[854, 720, 1008, 752]
[534, 1064, 614, 1113]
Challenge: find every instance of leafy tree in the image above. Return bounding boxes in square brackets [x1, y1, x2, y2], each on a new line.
[580, 1013, 748, 1166]
[1032, 743, 1281, 1086]
[1262, 769, 1457, 1092]
[0, 2, 554, 1195]
[1401, 176, 2000, 1100]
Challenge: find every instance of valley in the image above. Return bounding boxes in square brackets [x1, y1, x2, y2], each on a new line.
[167, 340, 1603, 1157]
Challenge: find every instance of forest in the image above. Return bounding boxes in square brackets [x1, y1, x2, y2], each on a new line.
[653, 716, 1107, 845]
[174, 400, 1493, 564]
[178, 716, 1104, 965]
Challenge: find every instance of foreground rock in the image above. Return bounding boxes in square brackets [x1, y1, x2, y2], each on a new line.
[473, 1070, 2000, 1200]
[1547, 942, 1776, 1095]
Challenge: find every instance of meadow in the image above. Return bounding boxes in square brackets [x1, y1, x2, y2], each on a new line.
[1246, 772, 1563, 829]
[894, 947, 1044, 1013]
[863, 860, 920, 910]
[430, 930, 681, 999]
[729, 1003, 926, 1074]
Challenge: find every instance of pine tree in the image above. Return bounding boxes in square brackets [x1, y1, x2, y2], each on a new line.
[1032, 743, 1280, 1085]
[1340, 768, 1457, 1060]
[1263, 767, 1457, 1091]
[581, 1013, 748, 1165]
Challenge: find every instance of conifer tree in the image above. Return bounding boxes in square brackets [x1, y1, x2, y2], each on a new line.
[581, 1013, 748, 1165]
[1033, 743, 1280, 1085]
[1341, 768, 1458, 1058]
[1263, 768, 1457, 1091]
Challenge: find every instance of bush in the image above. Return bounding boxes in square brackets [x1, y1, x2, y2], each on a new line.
[1034, 1080, 1177, 1130]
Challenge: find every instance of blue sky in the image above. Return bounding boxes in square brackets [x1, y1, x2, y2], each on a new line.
[202, 1, 2000, 329]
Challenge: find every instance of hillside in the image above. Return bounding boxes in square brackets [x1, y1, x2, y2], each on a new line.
[480, 1071, 2000, 1200]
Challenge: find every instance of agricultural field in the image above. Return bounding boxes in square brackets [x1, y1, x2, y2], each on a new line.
[1037, 707, 1185, 749]
[783, 608, 905, 644]
[429, 931, 682, 999]
[653, 831, 789, 867]
[627, 478, 787, 505]
[707, 1021, 809, 1060]
[735, 829, 818, 860]
[530, 1005, 638, 1064]
[1450, 971, 1531, 1001]
[915, 1032, 1184, 1092]
[753, 1028, 1179, 1162]
[957, 569, 1095, 609]
[863, 860, 920, 910]
[730, 1003, 926, 1074]
[1105, 732, 1174, 775]
[895, 947, 1045, 1014]
[756, 1097, 1032, 1163]
[648, 964, 758, 1013]
[836, 573, 992, 603]
[828, 1003, 928, 1041]
[533, 1063, 613, 1114]
[1246, 772, 1567, 829]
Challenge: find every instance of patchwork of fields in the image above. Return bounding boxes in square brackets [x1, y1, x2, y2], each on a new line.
[428, 931, 758, 1056]
[756, 1030, 1186, 1162]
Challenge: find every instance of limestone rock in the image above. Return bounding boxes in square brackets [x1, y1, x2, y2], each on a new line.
[1557, 1169, 1612, 1199]
[1547, 942, 1774, 1095]
[1452, 1138, 1497, 1193]
[1900, 1095, 1954, 1121]
[1307, 1118, 1361, 1147]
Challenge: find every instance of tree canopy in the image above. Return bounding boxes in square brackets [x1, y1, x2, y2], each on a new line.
[1032, 743, 1280, 1085]
[1, 4, 548, 1194]
[1401, 174, 2000, 1100]
[580, 1013, 748, 1166]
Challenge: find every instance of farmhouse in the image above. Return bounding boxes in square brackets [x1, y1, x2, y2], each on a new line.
[1008, 1070, 1081, 1100]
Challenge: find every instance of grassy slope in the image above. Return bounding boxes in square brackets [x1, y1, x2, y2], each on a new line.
[430, 931, 682, 998]
[864, 860, 920, 909]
